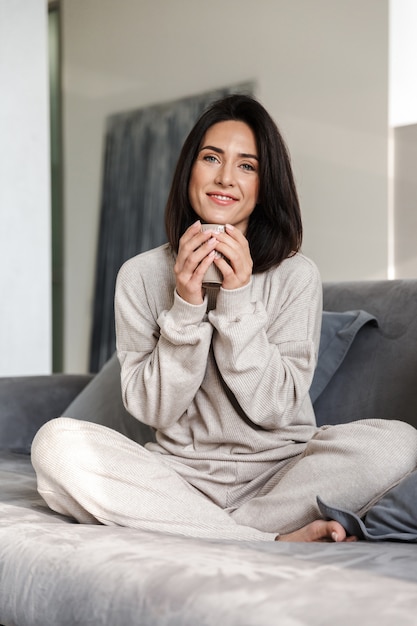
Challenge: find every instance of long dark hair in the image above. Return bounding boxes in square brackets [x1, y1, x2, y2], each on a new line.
[165, 94, 302, 272]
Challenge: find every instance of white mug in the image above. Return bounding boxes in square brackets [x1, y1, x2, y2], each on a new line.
[201, 224, 225, 286]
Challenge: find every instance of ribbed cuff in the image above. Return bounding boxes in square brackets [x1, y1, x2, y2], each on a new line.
[169, 289, 207, 325]
[215, 280, 253, 318]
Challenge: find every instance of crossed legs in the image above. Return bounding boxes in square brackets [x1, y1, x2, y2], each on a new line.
[32, 417, 417, 542]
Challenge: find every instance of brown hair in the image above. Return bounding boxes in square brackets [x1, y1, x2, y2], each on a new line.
[164, 94, 302, 272]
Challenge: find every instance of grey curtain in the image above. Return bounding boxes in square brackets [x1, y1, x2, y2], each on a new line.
[89, 84, 253, 372]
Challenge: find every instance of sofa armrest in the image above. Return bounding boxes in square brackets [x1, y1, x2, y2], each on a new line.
[0, 374, 93, 452]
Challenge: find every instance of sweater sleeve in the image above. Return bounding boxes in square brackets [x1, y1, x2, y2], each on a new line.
[208, 259, 322, 430]
[115, 259, 213, 429]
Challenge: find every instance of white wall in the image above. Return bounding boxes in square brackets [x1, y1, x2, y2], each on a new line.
[0, 0, 51, 375]
[389, 0, 417, 126]
[389, 0, 417, 279]
[393, 124, 417, 278]
[62, 0, 390, 372]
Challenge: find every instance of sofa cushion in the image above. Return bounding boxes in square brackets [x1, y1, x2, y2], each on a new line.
[63, 354, 156, 446]
[0, 375, 93, 453]
[309, 310, 377, 404]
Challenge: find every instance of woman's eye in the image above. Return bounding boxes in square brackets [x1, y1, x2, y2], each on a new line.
[240, 163, 256, 172]
[203, 155, 219, 163]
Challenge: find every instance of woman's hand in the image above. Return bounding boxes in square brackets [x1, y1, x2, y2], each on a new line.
[174, 221, 253, 303]
[213, 224, 253, 290]
[174, 220, 218, 304]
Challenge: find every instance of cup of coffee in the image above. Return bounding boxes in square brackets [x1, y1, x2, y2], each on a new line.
[201, 224, 225, 286]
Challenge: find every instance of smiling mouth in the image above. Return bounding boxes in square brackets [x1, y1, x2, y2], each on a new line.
[208, 193, 238, 202]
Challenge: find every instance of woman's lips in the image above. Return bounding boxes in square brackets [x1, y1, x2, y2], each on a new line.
[207, 193, 238, 205]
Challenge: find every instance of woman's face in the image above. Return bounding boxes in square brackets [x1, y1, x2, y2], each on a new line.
[188, 120, 259, 234]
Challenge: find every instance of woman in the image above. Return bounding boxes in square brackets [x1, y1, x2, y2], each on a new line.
[32, 95, 417, 542]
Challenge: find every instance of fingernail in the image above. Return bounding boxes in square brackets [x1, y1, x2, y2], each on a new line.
[225, 223, 234, 230]
[331, 532, 338, 542]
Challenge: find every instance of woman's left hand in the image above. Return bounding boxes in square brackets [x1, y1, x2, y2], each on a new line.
[213, 224, 253, 290]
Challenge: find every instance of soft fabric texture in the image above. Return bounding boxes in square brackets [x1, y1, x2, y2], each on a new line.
[32, 415, 417, 538]
[115, 244, 322, 463]
[58, 280, 417, 440]
[318, 470, 417, 542]
[64, 353, 156, 446]
[61, 310, 376, 448]
[316, 279, 417, 427]
[309, 310, 377, 403]
[0, 374, 92, 453]
[3, 448, 417, 626]
[0, 306, 374, 456]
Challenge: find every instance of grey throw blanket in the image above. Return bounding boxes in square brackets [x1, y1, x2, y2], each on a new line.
[318, 470, 417, 541]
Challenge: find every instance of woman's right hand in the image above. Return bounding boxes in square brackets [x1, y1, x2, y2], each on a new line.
[174, 220, 218, 304]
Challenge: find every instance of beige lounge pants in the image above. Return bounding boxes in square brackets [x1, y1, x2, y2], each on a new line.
[31, 417, 417, 541]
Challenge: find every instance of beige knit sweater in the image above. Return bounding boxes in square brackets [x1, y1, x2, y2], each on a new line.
[115, 244, 321, 465]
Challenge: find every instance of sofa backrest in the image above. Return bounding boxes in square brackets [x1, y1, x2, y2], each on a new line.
[315, 279, 417, 429]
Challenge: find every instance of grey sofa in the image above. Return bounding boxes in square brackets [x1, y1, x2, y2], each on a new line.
[1, 280, 417, 626]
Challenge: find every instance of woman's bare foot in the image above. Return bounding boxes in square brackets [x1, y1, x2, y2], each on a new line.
[276, 519, 357, 542]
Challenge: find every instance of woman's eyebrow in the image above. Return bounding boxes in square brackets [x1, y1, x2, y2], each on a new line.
[199, 145, 259, 160]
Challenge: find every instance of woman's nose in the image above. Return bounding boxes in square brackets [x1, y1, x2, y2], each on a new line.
[215, 163, 235, 186]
